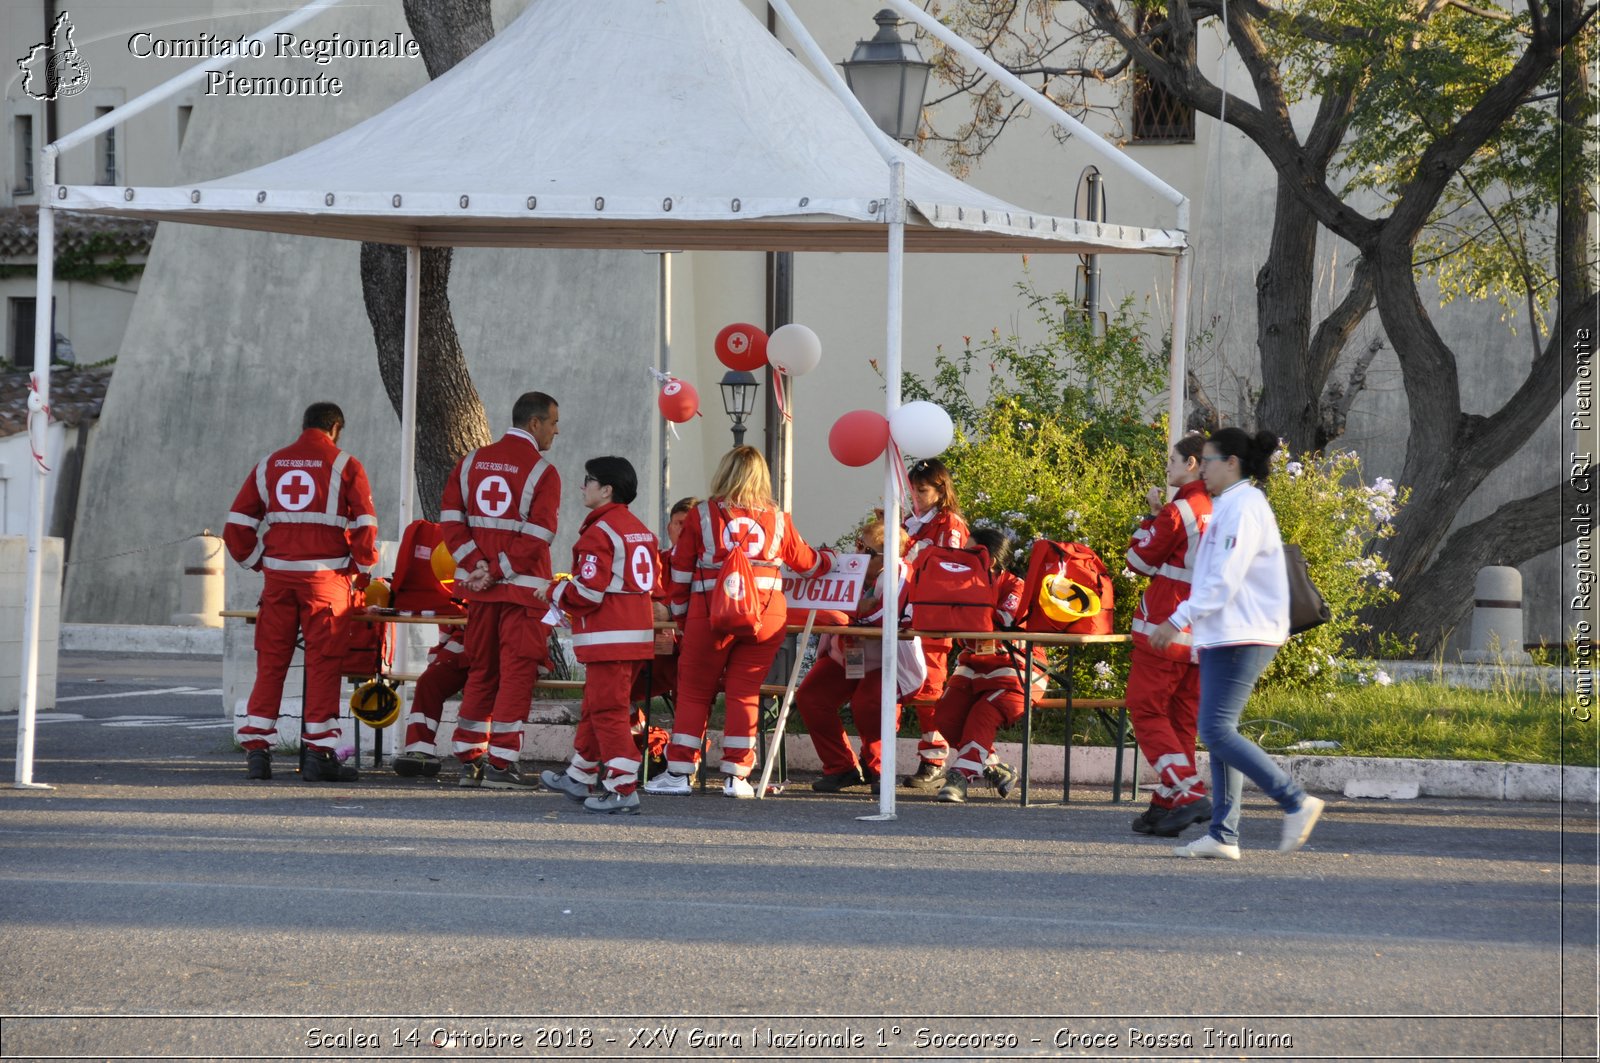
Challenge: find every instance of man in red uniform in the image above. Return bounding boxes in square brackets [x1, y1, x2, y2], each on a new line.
[225, 402, 378, 783]
[1125, 432, 1213, 835]
[392, 625, 467, 777]
[539, 456, 658, 814]
[439, 391, 561, 790]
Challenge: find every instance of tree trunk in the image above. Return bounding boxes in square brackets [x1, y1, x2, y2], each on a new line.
[1252, 179, 1322, 451]
[358, 0, 496, 521]
[360, 244, 491, 520]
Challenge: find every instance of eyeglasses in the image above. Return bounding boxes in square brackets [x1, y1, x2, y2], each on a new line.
[1200, 455, 1233, 463]
[582, 474, 599, 486]
[909, 460, 935, 475]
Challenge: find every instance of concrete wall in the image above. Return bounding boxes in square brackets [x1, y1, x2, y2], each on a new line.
[0, 535, 61, 712]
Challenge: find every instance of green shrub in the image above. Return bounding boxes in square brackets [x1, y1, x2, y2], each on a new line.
[902, 278, 1404, 692]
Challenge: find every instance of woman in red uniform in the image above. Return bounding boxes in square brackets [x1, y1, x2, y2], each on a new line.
[901, 457, 970, 789]
[648, 447, 831, 798]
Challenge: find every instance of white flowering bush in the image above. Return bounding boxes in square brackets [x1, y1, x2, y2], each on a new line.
[1262, 448, 1405, 690]
[902, 281, 1406, 696]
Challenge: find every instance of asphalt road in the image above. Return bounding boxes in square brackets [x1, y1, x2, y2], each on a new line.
[0, 652, 1595, 1061]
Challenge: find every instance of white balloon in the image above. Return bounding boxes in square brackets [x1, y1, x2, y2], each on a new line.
[890, 401, 954, 457]
[767, 323, 822, 376]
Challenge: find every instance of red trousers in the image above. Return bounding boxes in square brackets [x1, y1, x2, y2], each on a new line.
[911, 645, 951, 764]
[403, 649, 469, 754]
[240, 572, 349, 753]
[630, 653, 677, 702]
[935, 672, 1023, 778]
[456, 599, 549, 769]
[565, 659, 645, 795]
[1126, 645, 1205, 808]
[795, 656, 898, 777]
[667, 619, 784, 778]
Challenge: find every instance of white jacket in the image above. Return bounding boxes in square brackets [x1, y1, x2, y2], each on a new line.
[1165, 480, 1288, 649]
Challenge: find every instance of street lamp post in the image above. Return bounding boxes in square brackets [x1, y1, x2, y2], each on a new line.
[840, 9, 933, 143]
[719, 370, 759, 448]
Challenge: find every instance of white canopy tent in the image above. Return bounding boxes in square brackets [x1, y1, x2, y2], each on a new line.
[18, 0, 1190, 818]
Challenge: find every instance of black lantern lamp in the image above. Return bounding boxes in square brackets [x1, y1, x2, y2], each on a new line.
[841, 9, 932, 143]
[719, 370, 760, 447]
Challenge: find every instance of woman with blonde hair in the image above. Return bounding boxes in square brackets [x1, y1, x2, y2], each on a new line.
[647, 447, 832, 797]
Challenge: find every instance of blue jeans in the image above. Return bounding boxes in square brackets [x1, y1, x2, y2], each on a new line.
[1198, 644, 1306, 845]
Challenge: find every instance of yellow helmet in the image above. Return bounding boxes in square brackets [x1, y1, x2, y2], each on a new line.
[1038, 574, 1102, 624]
[430, 541, 457, 585]
[349, 679, 403, 728]
[363, 578, 392, 608]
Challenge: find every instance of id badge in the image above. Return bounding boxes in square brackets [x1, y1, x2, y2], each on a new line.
[843, 638, 866, 680]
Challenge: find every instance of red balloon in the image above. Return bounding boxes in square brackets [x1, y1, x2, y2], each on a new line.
[715, 322, 768, 371]
[828, 410, 891, 467]
[658, 378, 699, 423]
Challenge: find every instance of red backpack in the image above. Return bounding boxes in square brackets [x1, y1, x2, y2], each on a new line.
[1018, 540, 1114, 635]
[708, 517, 762, 638]
[906, 544, 995, 633]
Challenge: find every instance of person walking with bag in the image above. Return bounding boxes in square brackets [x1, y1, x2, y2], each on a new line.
[649, 447, 831, 798]
[1150, 428, 1325, 859]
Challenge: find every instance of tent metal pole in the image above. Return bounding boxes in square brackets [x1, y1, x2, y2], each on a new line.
[1169, 248, 1192, 447]
[389, 244, 420, 685]
[399, 246, 420, 533]
[46, 0, 355, 160]
[14, 195, 56, 790]
[658, 252, 673, 536]
[862, 159, 907, 823]
[882, 0, 1188, 218]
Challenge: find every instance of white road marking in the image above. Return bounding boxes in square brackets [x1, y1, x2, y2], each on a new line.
[56, 687, 201, 703]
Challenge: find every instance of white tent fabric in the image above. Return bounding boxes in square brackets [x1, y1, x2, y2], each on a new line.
[54, 0, 1184, 255]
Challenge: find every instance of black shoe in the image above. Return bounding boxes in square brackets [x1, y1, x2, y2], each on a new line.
[245, 749, 272, 781]
[812, 767, 866, 793]
[302, 749, 358, 783]
[1154, 796, 1213, 836]
[1131, 804, 1164, 835]
[458, 759, 485, 789]
[983, 761, 1020, 799]
[393, 751, 442, 778]
[481, 762, 540, 790]
[902, 761, 946, 790]
[861, 767, 881, 794]
[936, 771, 969, 803]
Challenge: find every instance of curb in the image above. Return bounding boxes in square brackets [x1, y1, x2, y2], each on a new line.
[63, 623, 223, 656]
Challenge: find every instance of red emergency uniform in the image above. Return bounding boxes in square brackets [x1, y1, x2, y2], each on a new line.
[935, 572, 1049, 779]
[630, 544, 680, 704]
[667, 500, 830, 779]
[402, 626, 469, 755]
[1124, 479, 1212, 809]
[796, 562, 914, 780]
[439, 427, 559, 771]
[551, 502, 658, 796]
[903, 506, 969, 765]
[225, 428, 378, 753]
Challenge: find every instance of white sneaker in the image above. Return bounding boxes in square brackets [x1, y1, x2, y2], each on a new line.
[1279, 795, 1325, 853]
[722, 775, 755, 799]
[1172, 834, 1241, 861]
[642, 771, 692, 795]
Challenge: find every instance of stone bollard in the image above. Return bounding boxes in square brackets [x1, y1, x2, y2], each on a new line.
[171, 531, 225, 628]
[1460, 565, 1533, 664]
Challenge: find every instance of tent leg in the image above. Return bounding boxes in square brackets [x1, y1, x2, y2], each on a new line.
[1168, 249, 1192, 446]
[390, 244, 420, 687]
[861, 160, 907, 824]
[15, 204, 55, 790]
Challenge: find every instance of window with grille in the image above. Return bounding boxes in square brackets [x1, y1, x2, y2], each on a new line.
[1131, 12, 1195, 143]
[95, 106, 117, 185]
[13, 115, 34, 194]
